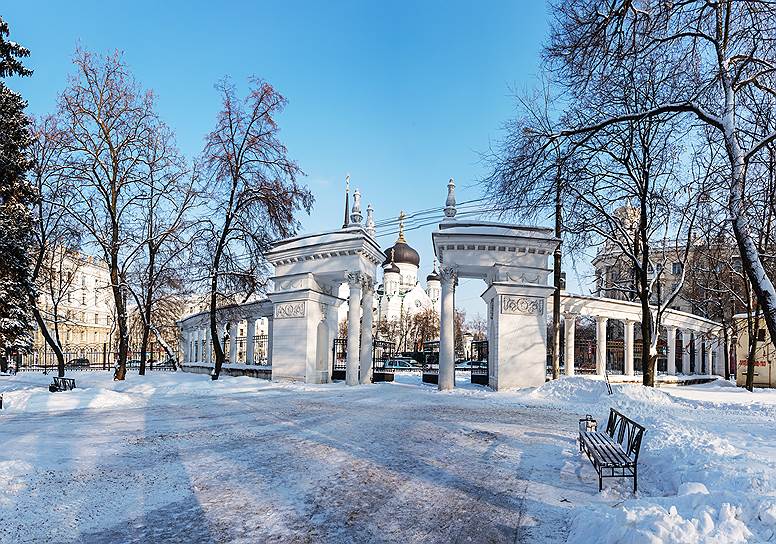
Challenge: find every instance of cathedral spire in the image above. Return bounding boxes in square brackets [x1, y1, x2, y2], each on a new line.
[397, 210, 407, 243]
[342, 175, 350, 229]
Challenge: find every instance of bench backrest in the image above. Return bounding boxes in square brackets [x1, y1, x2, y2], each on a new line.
[53, 377, 75, 390]
[605, 408, 645, 462]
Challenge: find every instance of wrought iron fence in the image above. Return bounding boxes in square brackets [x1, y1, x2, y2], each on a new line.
[331, 338, 347, 379]
[12, 347, 178, 372]
[372, 340, 396, 372]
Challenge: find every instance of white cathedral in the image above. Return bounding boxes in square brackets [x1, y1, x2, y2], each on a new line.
[336, 205, 442, 344]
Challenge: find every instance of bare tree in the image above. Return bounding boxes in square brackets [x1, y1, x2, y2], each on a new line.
[27, 115, 79, 377]
[543, 0, 776, 349]
[200, 78, 312, 380]
[128, 124, 197, 374]
[467, 314, 487, 341]
[487, 48, 702, 386]
[58, 50, 159, 380]
[409, 308, 440, 352]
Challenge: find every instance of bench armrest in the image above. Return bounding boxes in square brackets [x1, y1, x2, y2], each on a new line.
[579, 415, 597, 433]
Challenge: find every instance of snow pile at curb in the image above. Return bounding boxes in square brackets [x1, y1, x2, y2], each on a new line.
[2, 386, 141, 414]
[0, 373, 279, 414]
[529, 377, 776, 543]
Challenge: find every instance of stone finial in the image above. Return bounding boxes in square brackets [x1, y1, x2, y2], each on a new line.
[365, 203, 375, 237]
[350, 188, 363, 224]
[342, 175, 351, 228]
[397, 210, 407, 242]
[444, 178, 457, 219]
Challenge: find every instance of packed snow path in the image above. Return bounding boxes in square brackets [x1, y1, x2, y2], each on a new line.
[0, 373, 589, 543]
[1, 372, 775, 543]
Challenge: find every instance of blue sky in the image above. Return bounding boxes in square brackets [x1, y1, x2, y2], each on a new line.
[4, 1, 593, 316]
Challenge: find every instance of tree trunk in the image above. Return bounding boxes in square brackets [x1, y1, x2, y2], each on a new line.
[112, 267, 129, 381]
[31, 306, 66, 378]
[641, 299, 655, 387]
[139, 323, 150, 376]
[746, 315, 759, 392]
[551, 176, 562, 380]
[210, 273, 224, 380]
[722, 322, 731, 381]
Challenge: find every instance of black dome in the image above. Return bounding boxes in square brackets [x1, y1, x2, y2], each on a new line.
[382, 241, 420, 267]
[426, 270, 440, 282]
[384, 261, 400, 275]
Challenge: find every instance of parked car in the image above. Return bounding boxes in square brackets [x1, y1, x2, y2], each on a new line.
[383, 358, 420, 371]
[67, 357, 90, 367]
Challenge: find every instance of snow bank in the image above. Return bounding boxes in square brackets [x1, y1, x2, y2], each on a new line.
[567, 491, 754, 544]
[0, 372, 284, 414]
[526, 377, 776, 543]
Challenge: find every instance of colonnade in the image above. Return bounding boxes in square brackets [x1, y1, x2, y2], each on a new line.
[181, 314, 273, 367]
[561, 313, 725, 377]
[345, 272, 375, 386]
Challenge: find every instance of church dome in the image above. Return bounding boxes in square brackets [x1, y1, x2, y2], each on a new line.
[382, 242, 420, 267]
[382, 211, 420, 267]
[426, 269, 440, 282]
[384, 261, 400, 275]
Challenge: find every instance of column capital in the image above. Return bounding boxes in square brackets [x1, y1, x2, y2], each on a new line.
[665, 324, 677, 332]
[595, 315, 609, 324]
[347, 271, 366, 287]
[563, 312, 578, 322]
[439, 265, 458, 285]
[360, 274, 375, 292]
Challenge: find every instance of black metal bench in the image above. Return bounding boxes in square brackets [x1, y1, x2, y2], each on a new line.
[578, 408, 645, 492]
[49, 377, 76, 392]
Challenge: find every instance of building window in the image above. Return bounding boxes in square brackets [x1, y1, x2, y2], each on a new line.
[758, 328, 767, 342]
[94, 313, 99, 324]
[672, 262, 682, 275]
[105, 316, 110, 326]
[82, 292, 86, 305]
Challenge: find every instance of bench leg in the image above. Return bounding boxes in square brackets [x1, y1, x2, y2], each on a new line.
[599, 473, 603, 492]
[633, 467, 637, 493]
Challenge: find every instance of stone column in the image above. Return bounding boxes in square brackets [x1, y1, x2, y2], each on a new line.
[359, 279, 375, 384]
[595, 316, 608, 376]
[267, 316, 274, 366]
[693, 333, 702, 374]
[714, 332, 725, 376]
[624, 319, 635, 376]
[182, 329, 190, 363]
[564, 314, 576, 376]
[438, 266, 457, 391]
[666, 326, 677, 376]
[204, 326, 212, 365]
[229, 321, 238, 363]
[346, 273, 363, 386]
[681, 329, 691, 374]
[196, 328, 204, 363]
[245, 316, 256, 365]
[706, 336, 714, 376]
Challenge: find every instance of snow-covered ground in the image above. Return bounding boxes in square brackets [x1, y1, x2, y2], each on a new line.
[0, 371, 774, 543]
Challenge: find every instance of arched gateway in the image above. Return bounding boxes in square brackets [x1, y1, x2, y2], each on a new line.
[178, 179, 724, 389]
[432, 180, 559, 390]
